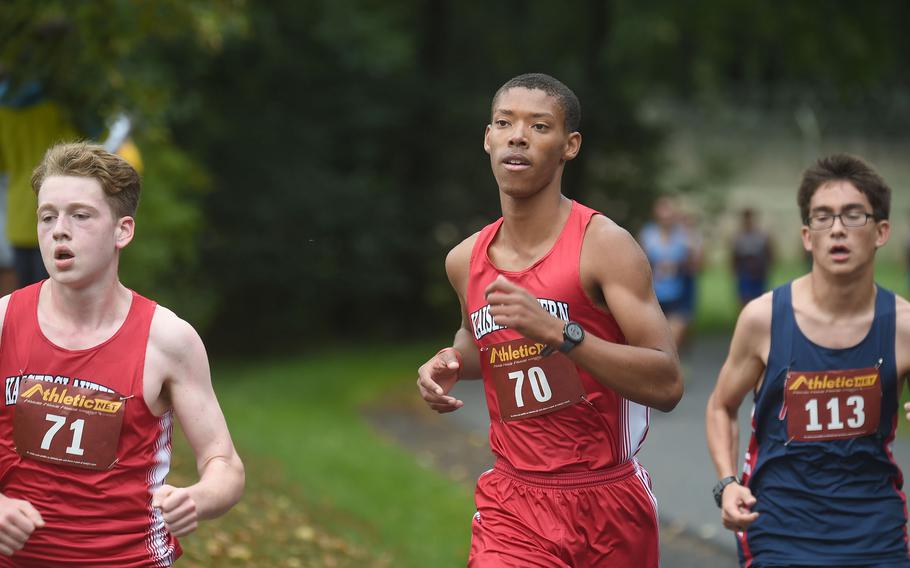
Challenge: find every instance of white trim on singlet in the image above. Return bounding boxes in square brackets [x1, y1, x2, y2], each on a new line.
[624, 398, 650, 460]
[145, 411, 177, 567]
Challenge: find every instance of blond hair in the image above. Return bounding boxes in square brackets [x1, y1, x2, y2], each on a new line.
[31, 142, 141, 218]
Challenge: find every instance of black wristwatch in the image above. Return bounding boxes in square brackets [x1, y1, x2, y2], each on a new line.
[541, 321, 585, 356]
[712, 476, 739, 508]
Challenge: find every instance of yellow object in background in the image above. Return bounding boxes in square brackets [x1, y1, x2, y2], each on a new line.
[115, 139, 143, 175]
[0, 101, 79, 247]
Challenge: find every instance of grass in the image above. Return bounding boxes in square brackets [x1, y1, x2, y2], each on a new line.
[170, 342, 474, 567]
[693, 260, 909, 333]
[166, 261, 910, 566]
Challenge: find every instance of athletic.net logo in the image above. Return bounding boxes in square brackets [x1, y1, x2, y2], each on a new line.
[6, 374, 115, 406]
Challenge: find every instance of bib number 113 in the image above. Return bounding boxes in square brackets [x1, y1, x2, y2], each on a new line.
[508, 367, 552, 408]
[804, 396, 865, 432]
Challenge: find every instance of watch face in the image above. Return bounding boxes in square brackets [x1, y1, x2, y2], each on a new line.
[565, 322, 584, 342]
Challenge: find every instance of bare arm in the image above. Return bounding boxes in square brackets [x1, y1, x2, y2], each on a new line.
[485, 217, 683, 411]
[577, 217, 684, 411]
[705, 298, 769, 478]
[705, 294, 770, 531]
[417, 235, 482, 413]
[147, 307, 244, 535]
[895, 296, 910, 420]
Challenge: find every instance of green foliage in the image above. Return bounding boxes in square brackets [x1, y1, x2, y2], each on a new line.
[0, 0, 248, 130]
[5, 1, 909, 348]
[1, 1, 245, 330]
[193, 343, 473, 566]
[119, 135, 213, 327]
[174, 0, 670, 349]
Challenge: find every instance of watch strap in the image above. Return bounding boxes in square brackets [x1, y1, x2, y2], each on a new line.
[713, 475, 739, 508]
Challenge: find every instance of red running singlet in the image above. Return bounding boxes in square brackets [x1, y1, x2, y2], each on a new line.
[0, 281, 180, 567]
[466, 201, 660, 567]
[467, 200, 652, 473]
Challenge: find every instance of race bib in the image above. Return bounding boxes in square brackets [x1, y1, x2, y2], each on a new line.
[481, 338, 585, 421]
[13, 378, 126, 470]
[784, 367, 881, 442]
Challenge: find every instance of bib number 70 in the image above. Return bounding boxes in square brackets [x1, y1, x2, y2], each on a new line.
[508, 367, 552, 408]
[42, 413, 86, 456]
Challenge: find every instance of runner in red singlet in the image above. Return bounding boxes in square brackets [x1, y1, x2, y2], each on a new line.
[0, 142, 244, 566]
[417, 73, 683, 567]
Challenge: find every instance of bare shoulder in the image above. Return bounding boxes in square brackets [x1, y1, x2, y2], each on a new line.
[445, 231, 480, 295]
[895, 293, 910, 325]
[730, 292, 773, 357]
[581, 214, 650, 287]
[149, 304, 206, 364]
[584, 214, 640, 256]
[895, 293, 910, 378]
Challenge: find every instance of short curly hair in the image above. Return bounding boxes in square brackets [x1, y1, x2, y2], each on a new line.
[797, 154, 890, 223]
[31, 142, 141, 218]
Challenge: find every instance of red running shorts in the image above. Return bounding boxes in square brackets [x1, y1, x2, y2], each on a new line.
[469, 458, 659, 567]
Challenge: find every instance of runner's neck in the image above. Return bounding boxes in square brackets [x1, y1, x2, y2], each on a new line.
[800, 270, 877, 319]
[39, 278, 133, 342]
[496, 193, 571, 262]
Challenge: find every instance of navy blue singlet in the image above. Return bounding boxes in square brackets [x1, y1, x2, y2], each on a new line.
[738, 282, 910, 567]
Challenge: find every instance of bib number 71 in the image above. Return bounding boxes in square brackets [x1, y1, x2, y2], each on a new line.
[508, 367, 552, 408]
[42, 413, 86, 456]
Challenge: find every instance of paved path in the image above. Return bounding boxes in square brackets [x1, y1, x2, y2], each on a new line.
[447, 334, 910, 564]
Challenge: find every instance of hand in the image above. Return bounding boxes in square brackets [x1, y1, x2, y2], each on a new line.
[0, 494, 43, 555]
[721, 482, 759, 532]
[904, 401, 910, 422]
[417, 348, 464, 413]
[485, 275, 563, 345]
[152, 484, 198, 537]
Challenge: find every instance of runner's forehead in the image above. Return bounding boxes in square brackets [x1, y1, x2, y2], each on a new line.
[492, 88, 564, 120]
[37, 176, 106, 206]
[808, 181, 871, 212]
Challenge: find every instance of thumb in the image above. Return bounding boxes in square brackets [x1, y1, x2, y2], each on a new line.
[437, 348, 461, 371]
[21, 502, 44, 528]
[152, 484, 175, 509]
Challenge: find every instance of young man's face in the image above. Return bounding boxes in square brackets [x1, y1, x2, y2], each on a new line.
[801, 180, 889, 276]
[483, 87, 581, 199]
[36, 176, 134, 286]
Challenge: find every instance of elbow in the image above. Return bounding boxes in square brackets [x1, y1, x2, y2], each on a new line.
[216, 455, 246, 514]
[232, 458, 246, 507]
[654, 371, 684, 413]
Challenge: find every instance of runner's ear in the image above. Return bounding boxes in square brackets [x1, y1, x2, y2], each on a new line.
[115, 216, 135, 249]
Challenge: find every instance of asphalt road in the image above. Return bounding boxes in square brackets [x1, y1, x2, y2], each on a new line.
[446, 333, 910, 567]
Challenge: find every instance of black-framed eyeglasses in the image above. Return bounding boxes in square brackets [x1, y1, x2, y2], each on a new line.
[804, 211, 876, 231]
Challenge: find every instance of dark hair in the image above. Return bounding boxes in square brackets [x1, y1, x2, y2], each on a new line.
[32, 142, 141, 218]
[797, 154, 890, 222]
[491, 73, 581, 133]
